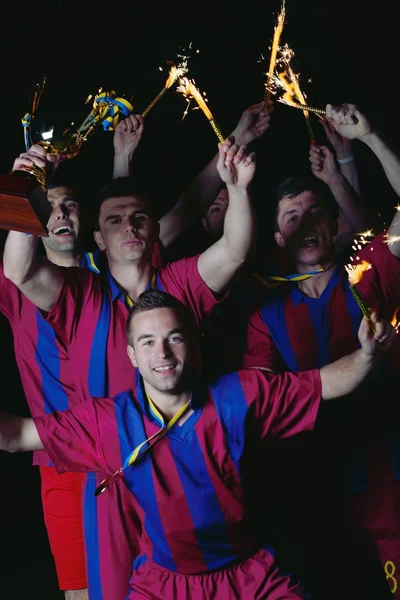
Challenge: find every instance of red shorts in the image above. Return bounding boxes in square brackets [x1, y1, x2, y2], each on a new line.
[128, 549, 307, 599]
[40, 467, 87, 591]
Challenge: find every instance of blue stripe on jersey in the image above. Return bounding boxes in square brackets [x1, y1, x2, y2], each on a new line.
[260, 295, 300, 371]
[170, 432, 235, 570]
[303, 299, 330, 368]
[35, 312, 69, 413]
[209, 371, 249, 473]
[114, 392, 177, 571]
[154, 274, 164, 292]
[83, 473, 103, 600]
[88, 288, 110, 397]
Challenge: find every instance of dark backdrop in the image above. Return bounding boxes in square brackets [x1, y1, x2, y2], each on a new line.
[1, 1, 399, 597]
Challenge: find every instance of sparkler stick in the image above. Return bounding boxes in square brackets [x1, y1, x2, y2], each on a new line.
[264, 0, 286, 104]
[176, 78, 225, 143]
[345, 261, 376, 333]
[279, 100, 326, 116]
[142, 62, 188, 117]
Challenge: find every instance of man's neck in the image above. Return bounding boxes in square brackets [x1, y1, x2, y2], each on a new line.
[45, 248, 81, 268]
[143, 382, 192, 422]
[296, 260, 336, 299]
[108, 258, 154, 301]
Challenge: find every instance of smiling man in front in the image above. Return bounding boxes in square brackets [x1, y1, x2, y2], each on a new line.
[0, 290, 395, 600]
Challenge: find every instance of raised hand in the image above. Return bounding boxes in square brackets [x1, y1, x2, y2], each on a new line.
[113, 114, 144, 156]
[309, 144, 339, 185]
[217, 137, 256, 189]
[326, 103, 372, 140]
[358, 312, 396, 357]
[230, 101, 273, 146]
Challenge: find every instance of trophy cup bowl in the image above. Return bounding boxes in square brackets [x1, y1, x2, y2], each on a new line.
[0, 81, 133, 236]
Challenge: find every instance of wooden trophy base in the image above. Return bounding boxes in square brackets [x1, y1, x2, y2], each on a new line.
[0, 172, 50, 236]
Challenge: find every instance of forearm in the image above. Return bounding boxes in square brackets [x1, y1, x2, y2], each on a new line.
[0, 412, 42, 452]
[158, 153, 222, 248]
[328, 171, 370, 233]
[387, 207, 400, 258]
[320, 349, 377, 400]
[112, 151, 133, 179]
[362, 129, 400, 197]
[338, 160, 361, 196]
[3, 231, 39, 284]
[223, 185, 255, 263]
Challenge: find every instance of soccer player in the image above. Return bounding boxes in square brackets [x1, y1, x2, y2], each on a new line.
[243, 102, 400, 598]
[3, 128, 257, 599]
[0, 290, 394, 599]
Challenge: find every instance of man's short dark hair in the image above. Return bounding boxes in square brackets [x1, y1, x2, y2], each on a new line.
[93, 177, 153, 232]
[126, 290, 196, 346]
[271, 176, 339, 231]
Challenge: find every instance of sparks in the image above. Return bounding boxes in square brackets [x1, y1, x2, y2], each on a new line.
[264, 0, 286, 102]
[142, 56, 189, 118]
[345, 260, 372, 285]
[358, 229, 375, 238]
[176, 77, 225, 142]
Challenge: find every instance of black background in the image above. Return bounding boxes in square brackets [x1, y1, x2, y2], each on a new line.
[1, 1, 399, 597]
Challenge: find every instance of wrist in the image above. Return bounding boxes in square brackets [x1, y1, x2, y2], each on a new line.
[337, 155, 355, 164]
[229, 128, 248, 148]
[358, 128, 377, 146]
[226, 183, 251, 196]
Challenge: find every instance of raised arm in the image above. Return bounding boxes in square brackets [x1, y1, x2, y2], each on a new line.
[309, 143, 372, 251]
[3, 145, 63, 311]
[0, 412, 42, 452]
[320, 312, 394, 400]
[112, 114, 144, 179]
[320, 117, 361, 195]
[158, 101, 272, 249]
[327, 102, 400, 200]
[197, 140, 256, 294]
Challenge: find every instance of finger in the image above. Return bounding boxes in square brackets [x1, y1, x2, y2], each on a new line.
[234, 145, 247, 164]
[13, 157, 38, 171]
[358, 315, 371, 342]
[311, 163, 322, 172]
[29, 144, 48, 158]
[222, 135, 234, 153]
[225, 143, 239, 165]
[217, 142, 227, 165]
[243, 152, 256, 167]
[124, 117, 134, 134]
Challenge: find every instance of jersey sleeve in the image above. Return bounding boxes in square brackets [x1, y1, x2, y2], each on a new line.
[356, 232, 400, 321]
[159, 255, 227, 325]
[239, 368, 321, 440]
[0, 253, 23, 324]
[34, 397, 119, 475]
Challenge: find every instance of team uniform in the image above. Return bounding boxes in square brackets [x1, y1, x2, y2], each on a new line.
[0, 246, 164, 597]
[34, 367, 322, 599]
[243, 233, 400, 598]
[38, 253, 223, 599]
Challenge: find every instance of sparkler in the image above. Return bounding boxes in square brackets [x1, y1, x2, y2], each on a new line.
[142, 58, 189, 117]
[279, 100, 326, 116]
[345, 260, 376, 333]
[176, 77, 225, 143]
[264, 0, 286, 104]
[276, 67, 316, 143]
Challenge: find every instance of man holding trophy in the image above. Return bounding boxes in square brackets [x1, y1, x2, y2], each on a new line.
[0, 77, 272, 600]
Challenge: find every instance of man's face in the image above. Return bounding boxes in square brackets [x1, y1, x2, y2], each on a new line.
[127, 307, 193, 395]
[201, 188, 229, 241]
[274, 190, 337, 269]
[44, 186, 80, 253]
[94, 195, 159, 265]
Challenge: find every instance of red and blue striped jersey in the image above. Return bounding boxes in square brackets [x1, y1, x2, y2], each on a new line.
[35, 368, 321, 574]
[0, 251, 100, 465]
[243, 233, 400, 498]
[43, 255, 223, 401]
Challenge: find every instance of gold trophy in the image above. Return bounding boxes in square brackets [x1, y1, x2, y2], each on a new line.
[0, 78, 133, 235]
